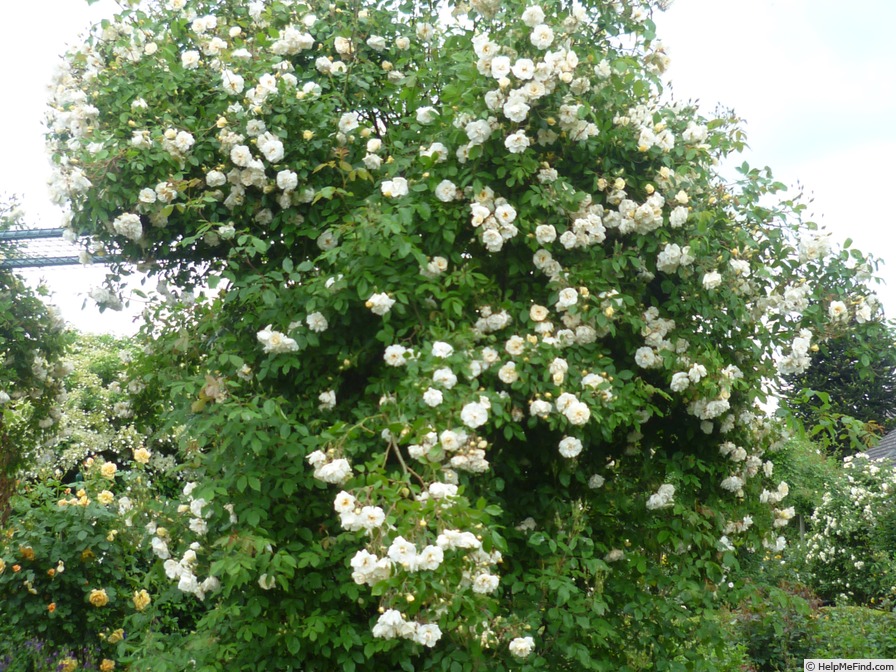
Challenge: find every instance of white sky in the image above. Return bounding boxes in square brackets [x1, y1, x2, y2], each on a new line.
[1, 0, 895, 333]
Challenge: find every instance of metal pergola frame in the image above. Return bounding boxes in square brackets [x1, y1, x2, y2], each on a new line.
[0, 228, 84, 269]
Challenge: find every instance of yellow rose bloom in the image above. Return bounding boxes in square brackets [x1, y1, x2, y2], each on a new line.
[97, 490, 115, 506]
[100, 463, 118, 479]
[89, 588, 109, 607]
[100, 660, 116, 672]
[60, 658, 78, 672]
[107, 628, 124, 645]
[133, 447, 151, 464]
[133, 589, 151, 611]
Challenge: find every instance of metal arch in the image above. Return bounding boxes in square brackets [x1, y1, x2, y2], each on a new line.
[0, 228, 98, 270]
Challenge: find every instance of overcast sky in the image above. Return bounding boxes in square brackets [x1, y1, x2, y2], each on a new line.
[2, 0, 895, 333]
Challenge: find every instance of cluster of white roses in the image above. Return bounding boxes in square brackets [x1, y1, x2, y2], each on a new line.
[256, 325, 299, 354]
[149, 483, 223, 600]
[777, 328, 813, 376]
[468, 189, 519, 253]
[646, 483, 675, 510]
[371, 610, 443, 647]
[306, 449, 353, 485]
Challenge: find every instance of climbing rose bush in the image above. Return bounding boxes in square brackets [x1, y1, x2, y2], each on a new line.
[46, 0, 884, 668]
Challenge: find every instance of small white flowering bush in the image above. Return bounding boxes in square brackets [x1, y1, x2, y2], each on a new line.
[45, 0, 886, 668]
[803, 453, 896, 605]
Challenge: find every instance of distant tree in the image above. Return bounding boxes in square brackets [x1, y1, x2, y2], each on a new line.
[784, 314, 896, 452]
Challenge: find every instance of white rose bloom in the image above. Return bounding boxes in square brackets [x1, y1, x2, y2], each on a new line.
[230, 144, 253, 167]
[530, 24, 554, 49]
[367, 35, 387, 51]
[334, 36, 353, 55]
[498, 361, 519, 384]
[383, 344, 409, 366]
[315, 458, 352, 484]
[646, 483, 675, 510]
[338, 112, 360, 133]
[465, 119, 492, 145]
[828, 300, 848, 321]
[112, 213, 143, 241]
[460, 401, 489, 429]
[559, 230, 577, 249]
[363, 153, 383, 170]
[511, 58, 536, 80]
[509, 636, 535, 658]
[504, 130, 530, 154]
[535, 224, 556, 244]
[306, 312, 328, 332]
[367, 292, 396, 315]
[381, 177, 409, 198]
[419, 142, 447, 162]
[277, 170, 298, 192]
[423, 387, 443, 407]
[668, 206, 688, 228]
[564, 401, 590, 426]
[481, 228, 504, 252]
[433, 367, 458, 389]
[334, 491, 356, 514]
[387, 536, 417, 566]
[529, 304, 549, 322]
[432, 341, 454, 358]
[318, 390, 336, 411]
[505, 335, 525, 356]
[588, 474, 605, 489]
[556, 287, 578, 309]
[490, 55, 512, 79]
[721, 476, 744, 492]
[416, 106, 439, 124]
[359, 505, 385, 530]
[435, 179, 457, 202]
[503, 97, 531, 123]
[416, 544, 444, 571]
[702, 271, 722, 290]
[317, 229, 339, 250]
[181, 50, 200, 69]
[257, 325, 299, 354]
[258, 132, 284, 162]
[222, 69, 245, 95]
[558, 436, 583, 458]
[414, 623, 442, 647]
[472, 572, 500, 594]
[529, 399, 552, 418]
[179, 572, 200, 594]
[670, 372, 690, 392]
[206, 170, 227, 187]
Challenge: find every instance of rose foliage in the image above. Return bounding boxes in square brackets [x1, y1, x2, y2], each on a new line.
[45, 0, 885, 668]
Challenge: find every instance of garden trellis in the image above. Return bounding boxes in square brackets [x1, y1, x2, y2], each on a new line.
[0, 228, 84, 269]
